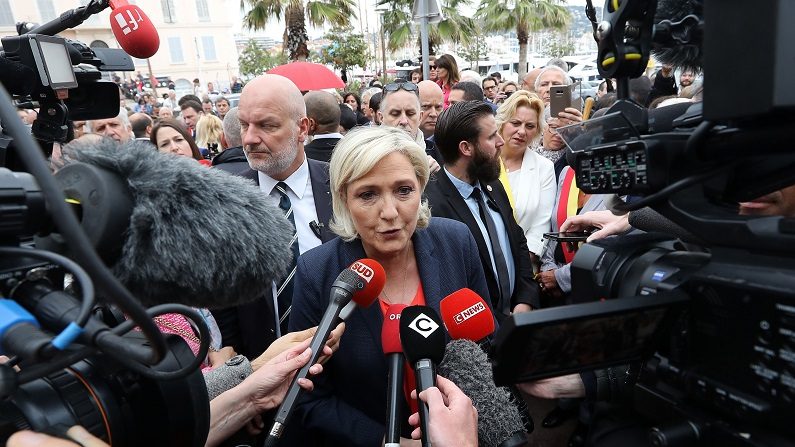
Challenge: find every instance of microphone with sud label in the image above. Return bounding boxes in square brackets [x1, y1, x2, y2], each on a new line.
[265, 259, 385, 446]
[400, 305, 446, 447]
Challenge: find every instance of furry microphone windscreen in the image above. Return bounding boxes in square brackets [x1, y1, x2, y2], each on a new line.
[438, 339, 526, 447]
[66, 140, 294, 309]
[652, 0, 703, 71]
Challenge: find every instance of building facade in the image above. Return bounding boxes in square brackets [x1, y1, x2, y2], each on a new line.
[0, 0, 241, 95]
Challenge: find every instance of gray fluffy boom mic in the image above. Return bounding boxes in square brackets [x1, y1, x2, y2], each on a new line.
[53, 140, 293, 308]
[438, 339, 526, 447]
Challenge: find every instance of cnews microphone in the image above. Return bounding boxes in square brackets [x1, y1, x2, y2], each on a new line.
[400, 305, 446, 447]
[265, 259, 385, 446]
[382, 304, 408, 447]
[438, 289, 530, 447]
[108, 0, 160, 59]
[439, 288, 495, 342]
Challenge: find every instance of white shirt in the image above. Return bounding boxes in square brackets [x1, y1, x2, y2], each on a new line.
[257, 157, 321, 335]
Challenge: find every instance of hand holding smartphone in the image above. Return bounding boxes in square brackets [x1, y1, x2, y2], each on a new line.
[543, 231, 592, 242]
[550, 85, 572, 117]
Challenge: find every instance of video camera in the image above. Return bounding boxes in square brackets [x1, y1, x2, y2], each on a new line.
[0, 0, 131, 170]
[0, 1, 211, 445]
[492, 0, 795, 445]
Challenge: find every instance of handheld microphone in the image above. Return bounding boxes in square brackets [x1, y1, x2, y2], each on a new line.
[438, 289, 530, 447]
[108, 0, 160, 59]
[265, 259, 385, 446]
[438, 339, 528, 447]
[439, 288, 495, 342]
[382, 303, 407, 447]
[41, 140, 295, 309]
[400, 305, 446, 447]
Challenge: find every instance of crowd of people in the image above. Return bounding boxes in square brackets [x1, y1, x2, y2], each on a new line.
[9, 49, 793, 447]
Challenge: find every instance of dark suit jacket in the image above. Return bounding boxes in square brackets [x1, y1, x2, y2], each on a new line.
[304, 137, 340, 163]
[424, 170, 541, 315]
[287, 217, 491, 447]
[214, 158, 335, 359]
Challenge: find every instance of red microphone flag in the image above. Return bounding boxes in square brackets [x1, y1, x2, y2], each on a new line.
[109, 0, 160, 59]
[439, 288, 496, 341]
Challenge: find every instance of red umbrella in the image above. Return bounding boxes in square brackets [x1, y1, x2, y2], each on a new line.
[267, 61, 345, 91]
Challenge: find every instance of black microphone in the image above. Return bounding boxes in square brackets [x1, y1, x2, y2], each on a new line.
[39, 140, 295, 309]
[382, 303, 408, 447]
[438, 339, 528, 447]
[264, 259, 385, 446]
[400, 305, 446, 447]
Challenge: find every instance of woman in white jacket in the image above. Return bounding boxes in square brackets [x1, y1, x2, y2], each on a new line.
[495, 91, 557, 267]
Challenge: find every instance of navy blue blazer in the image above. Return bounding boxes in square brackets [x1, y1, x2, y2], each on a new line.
[287, 217, 491, 447]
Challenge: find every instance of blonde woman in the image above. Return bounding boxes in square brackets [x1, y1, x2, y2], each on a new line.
[195, 114, 224, 156]
[495, 91, 556, 264]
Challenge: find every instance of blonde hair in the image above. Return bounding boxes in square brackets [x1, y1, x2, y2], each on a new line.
[195, 114, 224, 149]
[329, 126, 431, 241]
[495, 90, 546, 148]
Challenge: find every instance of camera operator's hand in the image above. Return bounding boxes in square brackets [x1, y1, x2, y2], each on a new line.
[560, 210, 630, 242]
[206, 338, 331, 447]
[408, 376, 478, 447]
[8, 426, 108, 447]
[518, 374, 586, 399]
[251, 322, 345, 371]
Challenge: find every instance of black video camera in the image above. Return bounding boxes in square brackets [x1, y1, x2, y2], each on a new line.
[492, 1, 795, 445]
[0, 2, 211, 445]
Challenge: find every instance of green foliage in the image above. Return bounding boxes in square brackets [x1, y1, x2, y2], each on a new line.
[238, 39, 287, 77]
[320, 27, 370, 71]
[378, 0, 476, 53]
[461, 29, 489, 67]
[545, 39, 575, 58]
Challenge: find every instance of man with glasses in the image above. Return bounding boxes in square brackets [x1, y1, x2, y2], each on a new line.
[378, 82, 443, 170]
[482, 76, 499, 102]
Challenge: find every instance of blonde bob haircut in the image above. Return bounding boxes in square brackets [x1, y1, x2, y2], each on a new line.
[329, 126, 432, 242]
[495, 90, 546, 149]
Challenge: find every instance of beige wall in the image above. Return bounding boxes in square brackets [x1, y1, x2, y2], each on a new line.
[1, 0, 241, 92]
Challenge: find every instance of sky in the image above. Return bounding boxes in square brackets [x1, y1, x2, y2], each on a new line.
[234, 0, 590, 40]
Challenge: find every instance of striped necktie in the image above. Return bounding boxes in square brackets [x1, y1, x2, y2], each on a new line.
[274, 182, 299, 334]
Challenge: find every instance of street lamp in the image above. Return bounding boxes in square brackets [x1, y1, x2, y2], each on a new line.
[375, 6, 388, 83]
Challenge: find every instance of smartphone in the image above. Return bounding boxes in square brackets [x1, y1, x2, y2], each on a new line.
[543, 231, 592, 242]
[550, 84, 572, 117]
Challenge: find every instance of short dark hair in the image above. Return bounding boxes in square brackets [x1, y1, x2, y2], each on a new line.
[482, 76, 497, 89]
[181, 100, 202, 114]
[178, 94, 201, 107]
[451, 82, 484, 102]
[434, 101, 494, 164]
[489, 72, 502, 80]
[130, 113, 153, 138]
[369, 92, 383, 112]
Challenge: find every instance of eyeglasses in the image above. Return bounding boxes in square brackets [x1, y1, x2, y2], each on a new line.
[383, 82, 419, 95]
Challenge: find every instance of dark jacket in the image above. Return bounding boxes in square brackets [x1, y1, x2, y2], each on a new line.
[304, 137, 340, 164]
[424, 171, 541, 314]
[287, 217, 491, 446]
[213, 158, 335, 359]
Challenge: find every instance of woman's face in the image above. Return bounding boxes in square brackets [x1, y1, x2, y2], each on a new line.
[411, 72, 422, 84]
[503, 84, 517, 95]
[155, 126, 194, 158]
[344, 95, 358, 110]
[501, 105, 540, 152]
[346, 152, 421, 260]
[436, 66, 448, 82]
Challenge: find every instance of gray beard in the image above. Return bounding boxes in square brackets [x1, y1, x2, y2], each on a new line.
[245, 133, 300, 177]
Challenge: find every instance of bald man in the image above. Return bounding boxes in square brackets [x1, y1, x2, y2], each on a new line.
[521, 67, 543, 93]
[214, 74, 335, 362]
[418, 80, 443, 139]
[303, 91, 343, 163]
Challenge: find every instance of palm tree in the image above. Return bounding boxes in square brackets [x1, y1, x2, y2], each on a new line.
[241, 0, 357, 61]
[379, 0, 476, 55]
[477, 0, 570, 80]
